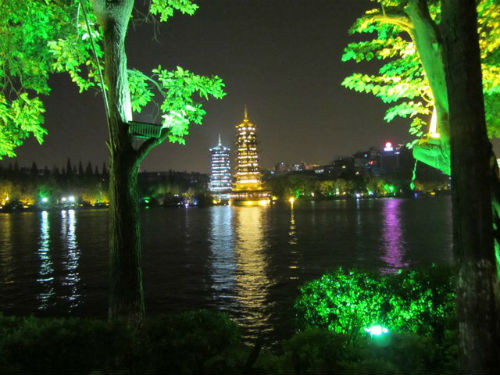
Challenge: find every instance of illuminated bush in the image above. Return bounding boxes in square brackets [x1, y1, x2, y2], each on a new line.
[295, 269, 389, 337]
[384, 267, 456, 336]
[295, 267, 455, 338]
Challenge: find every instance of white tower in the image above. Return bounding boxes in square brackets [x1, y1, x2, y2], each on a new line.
[209, 134, 232, 200]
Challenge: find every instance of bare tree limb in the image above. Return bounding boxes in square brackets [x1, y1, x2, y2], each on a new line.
[135, 127, 170, 163]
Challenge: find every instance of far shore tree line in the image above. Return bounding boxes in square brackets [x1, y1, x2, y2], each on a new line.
[265, 170, 448, 200]
[0, 156, 449, 210]
[0, 160, 208, 208]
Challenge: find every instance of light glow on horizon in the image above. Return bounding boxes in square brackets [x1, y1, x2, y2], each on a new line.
[384, 141, 394, 152]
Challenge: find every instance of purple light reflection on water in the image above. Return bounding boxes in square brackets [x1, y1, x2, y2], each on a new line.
[381, 199, 408, 273]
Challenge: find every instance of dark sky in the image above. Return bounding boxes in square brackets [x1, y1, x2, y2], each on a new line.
[3, 0, 498, 173]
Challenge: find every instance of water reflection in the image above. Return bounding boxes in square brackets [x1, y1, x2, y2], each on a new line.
[61, 209, 80, 308]
[0, 198, 454, 346]
[0, 214, 14, 290]
[209, 206, 236, 307]
[381, 199, 407, 273]
[233, 206, 272, 340]
[288, 206, 299, 280]
[37, 211, 54, 309]
[288, 207, 297, 246]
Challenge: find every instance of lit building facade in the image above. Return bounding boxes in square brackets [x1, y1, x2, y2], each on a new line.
[232, 107, 270, 204]
[209, 135, 232, 200]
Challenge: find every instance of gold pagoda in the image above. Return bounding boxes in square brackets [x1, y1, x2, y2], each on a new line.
[231, 107, 271, 205]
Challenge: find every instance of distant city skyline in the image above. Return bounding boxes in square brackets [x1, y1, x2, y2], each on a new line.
[0, 137, 410, 173]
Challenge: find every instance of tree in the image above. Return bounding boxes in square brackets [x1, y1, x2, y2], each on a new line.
[66, 158, 73, 177]
[0, 1, 66, 158]
[319, 180, 335, 197]
[78, 161, 84, 176]
[85, 161, 93, 176]
[342, 0, 500, 370]
[342, 0, 500, 174]
[441, 0, 500, 371]
[31, 161, 39, 176]
[1, 0, 225, 322]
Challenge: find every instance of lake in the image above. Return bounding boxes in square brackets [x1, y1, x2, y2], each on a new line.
[0, 197, 453, 344]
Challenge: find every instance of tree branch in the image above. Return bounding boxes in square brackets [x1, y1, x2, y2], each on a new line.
[135, 127, 170, 163]
[363, 12, 414, 35]
[142, 72, 166, 96]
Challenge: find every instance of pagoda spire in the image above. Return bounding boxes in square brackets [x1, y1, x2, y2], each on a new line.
[218, 133, 222, 146]
[244, 105, 248, 120]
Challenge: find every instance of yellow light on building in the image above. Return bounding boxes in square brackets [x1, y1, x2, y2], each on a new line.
[231, 106, 271, 205]
[233, 106, 264, 193]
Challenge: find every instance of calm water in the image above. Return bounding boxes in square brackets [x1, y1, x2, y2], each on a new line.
[0, 197, 453, 343]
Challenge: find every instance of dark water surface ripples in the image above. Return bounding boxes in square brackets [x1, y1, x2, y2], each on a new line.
[0, 197, 452, 343]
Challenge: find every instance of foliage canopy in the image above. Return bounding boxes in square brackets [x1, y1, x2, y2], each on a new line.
[342, 0, 500, 147]
[0, 0, 225, 157]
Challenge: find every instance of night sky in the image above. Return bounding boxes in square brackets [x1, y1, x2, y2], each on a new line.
[2, 0, 498, 173]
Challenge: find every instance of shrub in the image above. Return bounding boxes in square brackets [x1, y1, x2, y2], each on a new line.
[295, 266, 456, 338]
[281, 328, 350, 375]
[0, 314, 130, 375]
[0, 310, 247, 375]
[139, 310, 247, 374]
[278, 328, 458, 375]
[384, 267, 456, 336]
[295, 269, 388, 338]
[344, 331, 459, 375]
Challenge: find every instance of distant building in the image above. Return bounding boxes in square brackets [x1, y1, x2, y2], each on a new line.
[232, 107, 270, 204]
[380, 141, 403, 174]
[330, 157, 355, 178]
[292, 162, 305, 172]
[353, 147, 381, 175]
[275, 161, 290, 175]
[209, 135, 232, 200]
[304, 163, 320, 170]
[274, 161, 319, 175]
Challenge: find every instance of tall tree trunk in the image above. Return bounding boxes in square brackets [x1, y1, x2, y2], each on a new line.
[442, 0, 500, 372]
[91, 0, 144, 322]
[108, 151, 143, 321]
[405, 0, 451, 174]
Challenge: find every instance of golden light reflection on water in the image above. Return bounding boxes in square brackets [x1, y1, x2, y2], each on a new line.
[288, 206, 300, 280]
[288, 207, 297, 245]
[233, 206, 272, 340]
[0, 213, 14, 288]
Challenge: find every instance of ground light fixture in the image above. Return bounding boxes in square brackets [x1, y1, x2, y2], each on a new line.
[364, 325, 389, 336]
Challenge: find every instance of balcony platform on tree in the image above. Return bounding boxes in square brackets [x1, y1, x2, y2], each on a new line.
[128, 121, 163, 139]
